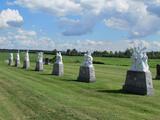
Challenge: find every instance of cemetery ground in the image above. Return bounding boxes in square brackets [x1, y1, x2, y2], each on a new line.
[0, 52, 160, 120]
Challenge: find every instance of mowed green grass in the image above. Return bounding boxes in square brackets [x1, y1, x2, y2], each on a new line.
[0, 52, 160, 120]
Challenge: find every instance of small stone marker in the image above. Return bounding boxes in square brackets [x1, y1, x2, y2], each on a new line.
[52, 52, 64, 76]
[44, 58, 50, 65]
[35, 52, 43, 71]
[8, 53, 14, 66]
[123, 44, 154, 95]
[15, 51, 20, 67]
[23, 50, 30, 69]
[77, 52, 96, 83]
[156, 64, 160, 79]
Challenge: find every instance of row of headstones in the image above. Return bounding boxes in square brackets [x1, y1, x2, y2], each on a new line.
[8, 51, 96, 82]
[8, 46, 160, 96]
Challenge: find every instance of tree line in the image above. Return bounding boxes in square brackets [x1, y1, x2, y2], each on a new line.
[1, 48, 160, 59]
[52, 48, 160, 59]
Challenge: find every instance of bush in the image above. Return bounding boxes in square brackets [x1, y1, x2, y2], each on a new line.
[93, 61, 105, 64]
[74, 60, 81, 63]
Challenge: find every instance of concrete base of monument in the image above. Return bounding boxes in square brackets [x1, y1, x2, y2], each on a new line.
[35, 62, 43, 71]
[123, 70, 154, 96]
[23, 61, 30, 69]
[52, 63, 64, 76]
[77, 66, 96, 83]
[156, 64, 160, 79]
[15, 60, 20, 67]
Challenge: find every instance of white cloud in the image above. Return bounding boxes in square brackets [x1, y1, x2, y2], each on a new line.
[152, 41, 160, 47]
[61, 14, 99, 36]
[0, 9, 23, 28]
[60, 0, 160, 37]
[104, 17, 129, 30]
[54, 39, 111, 52]
[0, 28, 160, 51]
[80, 0, 129, 14]
[70, 39, 160, 52]
[128, 39, 160, 52]
[7, 0, 160, 39]
[0, 28, 55, 50]
[11, 0, 82, 16]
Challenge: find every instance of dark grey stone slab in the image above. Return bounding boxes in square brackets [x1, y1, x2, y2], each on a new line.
[123, 70, 154, 95]
[77, 66, 96, 83]
[23, 60, 30, 69]
[44, 58, 50, 65]
[8, 59, 13, 66]
[156, 64, 160, 79]
[35, 62, 43, 71]
[52, 63, 64, 76]
[15, 59, 20, 67]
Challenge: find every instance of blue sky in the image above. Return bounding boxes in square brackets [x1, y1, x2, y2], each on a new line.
[0, 0, 160, 51]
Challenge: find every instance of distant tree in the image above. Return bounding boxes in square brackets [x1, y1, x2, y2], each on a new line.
[124, 48, 132, 58]
[52, 49, 57, 55]
[70, 49, 78, 56]
[66, 49, 71, 56]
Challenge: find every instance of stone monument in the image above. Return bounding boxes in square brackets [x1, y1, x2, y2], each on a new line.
[44, 58, 50, 65]
[156, 64, 160, 79]
[15, 51, 20, 67]
[23, 50, 30, 69]
[77, 52, 96, 83]
[123, 43, 154, 95]
[35, 52, 43, 71]
[52, 52, 64, 76]
[8, 53, 14, 66]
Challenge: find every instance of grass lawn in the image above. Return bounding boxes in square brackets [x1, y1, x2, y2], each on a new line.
[0, 52, 160, 120]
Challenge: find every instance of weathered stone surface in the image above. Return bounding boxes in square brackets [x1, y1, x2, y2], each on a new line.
[52, 63, 64, 76]
[23, 60, 30, 69]
[123, 70, 154, 95]
[8, 53, 14, 66]
[35, 61, 43, 71]
[77, 66, 96, 83]
[156, 64, 160, 79]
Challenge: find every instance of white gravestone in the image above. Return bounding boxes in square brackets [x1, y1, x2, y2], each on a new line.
[52, 52, 64, 76]
[23, 51, 30, 69]
[35, 52, 43, 71]
[77, 52, 96, 82]
[8, 53, 14, 66]
[123, 43, 154, 95]
[15, 51, 20, 67]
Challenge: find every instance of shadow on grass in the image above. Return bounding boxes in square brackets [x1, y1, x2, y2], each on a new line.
[10, 65, 19, 68]
[97, 89, 147, 96]
[40, 73, 52, 76]
[28, 69, 36, 72]
[60, 78, 96, 83]
[60, 78, 78, 82]
[153, 77, 160, 80]
[97, 89, 123, 94]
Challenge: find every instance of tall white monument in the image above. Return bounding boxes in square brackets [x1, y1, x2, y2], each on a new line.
[77, 52, 96, 82]
[8, 53, 14, 66]
[23, 50, 30, 69]
[123, 42, 154, 95]
[52, 52, 64, 76]
[35, 52, 43, 71]
[130, 46, 149, 72]
[15, 51, 20, 67]
[82, 52, 94, 67]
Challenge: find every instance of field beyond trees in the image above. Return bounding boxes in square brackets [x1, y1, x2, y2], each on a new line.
[0, 52, 160, 120]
